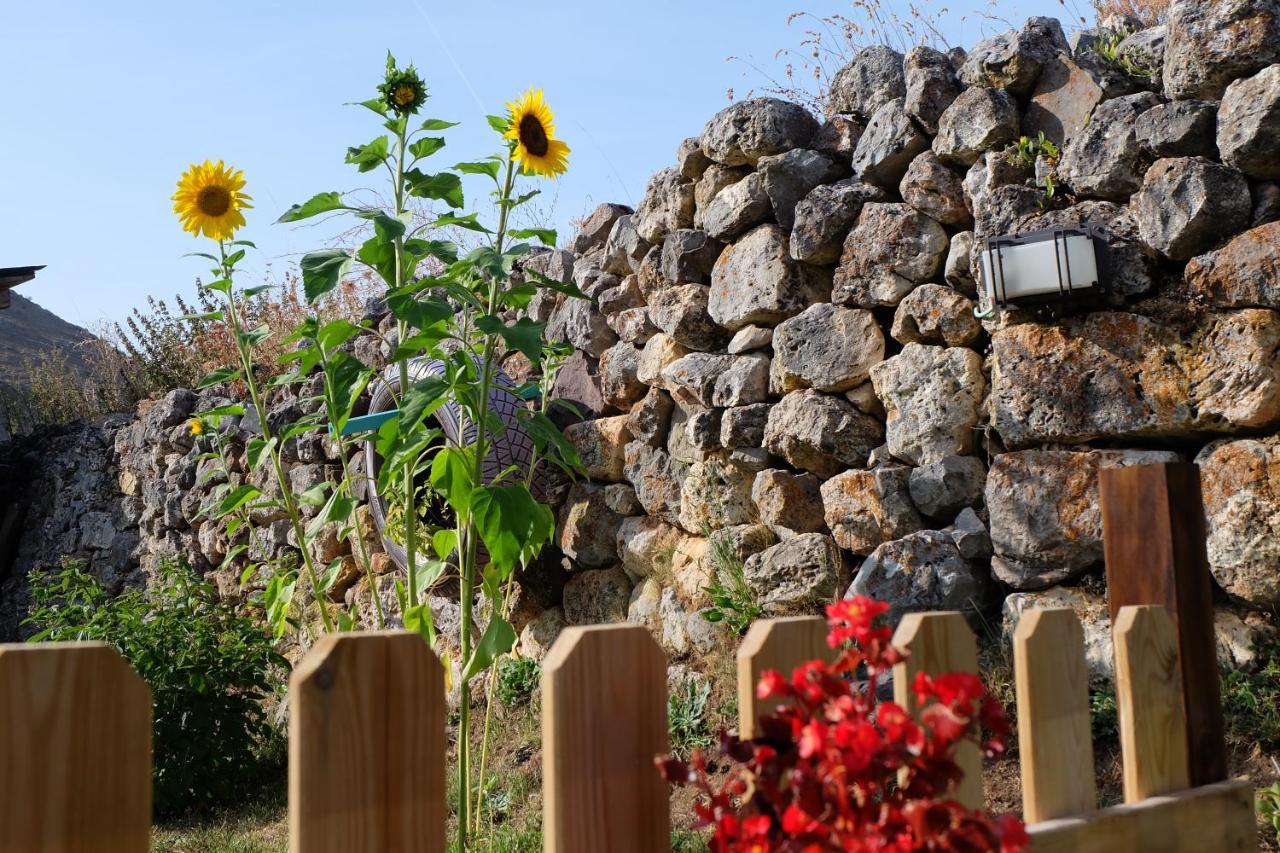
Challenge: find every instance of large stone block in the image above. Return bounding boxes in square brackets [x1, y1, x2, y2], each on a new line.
[763, 390, 884, 478]
[870, 344, 985, 466]
[699, 97, 820, 166]
[709, 224, 830, 330]
[743, 533, 849, 615]
[820, 467, 923, 555]
[832, 203, 948, 308]
[1197, 436, 1280, 607]
[1162, 0, 1280, 100]
[771, 303, 885, 393]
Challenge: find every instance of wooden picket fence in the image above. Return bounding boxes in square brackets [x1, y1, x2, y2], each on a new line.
[0, 607, 1258, 852]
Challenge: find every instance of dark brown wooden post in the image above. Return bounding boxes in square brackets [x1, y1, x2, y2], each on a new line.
[1098, 461, 1226, 786]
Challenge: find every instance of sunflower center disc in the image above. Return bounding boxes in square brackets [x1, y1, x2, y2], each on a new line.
[519, 114, 549, 157]
[196, 185, 232, 217]
[394, 84, 416, 106]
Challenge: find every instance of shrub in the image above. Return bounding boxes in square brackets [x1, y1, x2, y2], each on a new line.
[1222, 637, 1280, 750]
[659, 596, 1027, 850]
[700, 529, 764, 635]
[24, 556, 288, 818]
[496, 656, 540, 707]
[668, 678, 716, 758]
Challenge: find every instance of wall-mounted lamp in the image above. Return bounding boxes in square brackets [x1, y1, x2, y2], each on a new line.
[976, 226, 1107, 317]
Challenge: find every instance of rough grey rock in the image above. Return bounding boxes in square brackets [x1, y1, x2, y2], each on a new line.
[909, 456, 987, 519]
[1162, 0, 1280, 100]
[945, 231, 978, 292]
[647, 283, 727, 351]
[635, 333, 689, 390]
[771, 303, 885, 393]
[683, 406, 722, 452]
[904, 45, 963, 134]
[700, 172, 772, 241]
[752, 468, 827, 538]
[899, 151, 971, 226]
[1135, 100, 1218, 159]
[810, 116, 865, 158]
[518, 607, 567, 660]
[720, 403, 769, 448]
[830, 45, 906, 118]
[575, 203, 632, 252]
[563, 566, 633, 625]
[616, 515, 683, 580]
[1132, 157, 1251, 260]
[660, 229, 724, 285]
[609, 307, 656, 345]
[1218, 64, 1280, 179]
[763, 389, 884, 477]
[708, 224, 830, 330]
[790, 180, 890, 265]
[1198, 436, 1280, 607]
[1023, 54, 1104, 148]
[678, 453, 760, 532]
[727, 325, 773, 354]
[962, 150, 1033, 219]
[598, 342, 645, 411]
[821, 467, 924, 555]
[986, 448, 1180, 588]
[623, 441, 686, 520]
[743, 533, 849, 615]
[694, 164, 750, 230]
[1003, 587, 1115, 677]
[832, 203, 948, 308]
[1185, 222, 1280, 307]
[959, 16, 1069, 95]
[597, 276, 644, 317]
[634, 166, 695, 244]
[557, 482, 624, 568]
[604, 483, 643, 516]
[1058, 92, 1161, 201]
[626, 387, 673, 447]
[699, 97, 820, 166]
[890, 283, 981, 347]
[552, 351, 606, 419]
[850, 530, 991, 623]
[949, 507, 993, 559]
[602, 214, 651, 276]
[677, 136, 712, 182]
[1252, 182, 1280, 227]
[851, 98, 930, 188]
[870, 344, 985, 465]
[933, 87, 1020, 166]
[661, 352, 770, 408]
[546, 292, 616, 357]
[757, 149, 846, 231]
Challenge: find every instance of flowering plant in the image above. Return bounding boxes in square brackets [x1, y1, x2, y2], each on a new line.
[658, 597, 1028, 852]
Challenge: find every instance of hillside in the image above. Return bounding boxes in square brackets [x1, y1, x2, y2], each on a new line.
[0, 291, 93, 383]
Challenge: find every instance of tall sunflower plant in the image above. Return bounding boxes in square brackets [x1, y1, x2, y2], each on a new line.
[173, 161, 352, 640]
[278, 59, 585, 848]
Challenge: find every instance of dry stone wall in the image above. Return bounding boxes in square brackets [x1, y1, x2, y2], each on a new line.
[536, 0, 1280, 667]
[3, 0, 1280, 669]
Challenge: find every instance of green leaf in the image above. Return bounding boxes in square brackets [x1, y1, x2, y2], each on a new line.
[316, 318, 364, 353]
[178, 310, 223, 322]
[345, 135, 390, 172]
[358, 209, 408, 242]
[296, 482, 331, 507]
[421, 118, 459, 131]
[509, 227, 557, 246]
[356, 236, 397, 284]
[470, 485, 551, 574]
[404, 238, 459, 266]
[400, 375, 450, 428]
[475, 315, 545, 364]
[203, 279, 233, 295]
[213, 484, 261, 519]
[201, 403, 245, 419]
[453, 159, 502, 180]
[431, 212, 492, 234]
[386, 286, 453, 331]
[337, 611, 356, 631]
[430, 448, 475, 514]
[461, 616, 516, 682]
[405, 170, 464, 208]
[197, 365, 241, 389]
[276, 191, 350, 223]
[246, 437, 277, 469]
[402, 603, 437, 645]
[520, 409, 581, 469]
[242, 284, 274, 297]
[432, 529, 457, 559]
[525, 268, 590, 300]
[318, 557, 345, 592]
[487, 114, 511, 133]
[409, 136, 446, 159]
[353, 97, 389, 117]
[300, 249, 353, 302]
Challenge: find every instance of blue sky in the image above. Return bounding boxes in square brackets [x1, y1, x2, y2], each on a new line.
[0, 0, 1064, 329]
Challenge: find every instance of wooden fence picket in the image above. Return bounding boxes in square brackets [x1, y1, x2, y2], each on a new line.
[1113, 605, 1190, 803]
[1014, 607, 1097, 825]
[0, 642, 151, 853]
[891, 611, 983, 810]
[289, 631, 446, 853]
[542, 624, 668, 853]
[735, 615, 830, 739]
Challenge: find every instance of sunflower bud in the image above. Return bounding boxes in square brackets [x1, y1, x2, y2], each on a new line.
[379, 65, 427, 116]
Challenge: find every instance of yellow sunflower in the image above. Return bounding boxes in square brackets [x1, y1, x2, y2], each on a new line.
[187, 417, 204, 437]
[172, 160, 252, 240]
[503, 89, 569, 178]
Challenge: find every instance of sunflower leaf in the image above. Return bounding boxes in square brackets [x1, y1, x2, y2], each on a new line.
[487, 114, 511, 133]
[277, 192, 350, 223]
[197, 365, 241, 389]
[357, 210, 407, 242]
[352, 97, 388, 117]
[453, 160, 502, 181]
[386, 286, 454, 331]
[421, 117, 459, 131]
[431, 212, 492, 234]
[409, 137, 446, 160]
[509, 228, 557, 247]
[404, 238, 458, 265]
[345, 136, 390, 173]
[475, 315, 545, 364]
[300, 249, 353, 302]
[405, 170, 463, 209]
[525, 269, 590, 300]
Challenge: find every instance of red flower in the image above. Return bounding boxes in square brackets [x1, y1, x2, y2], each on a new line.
[658, 595, 1028, 853]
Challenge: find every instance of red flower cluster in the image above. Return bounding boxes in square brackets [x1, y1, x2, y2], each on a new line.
[657, 597, 1028, 852]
